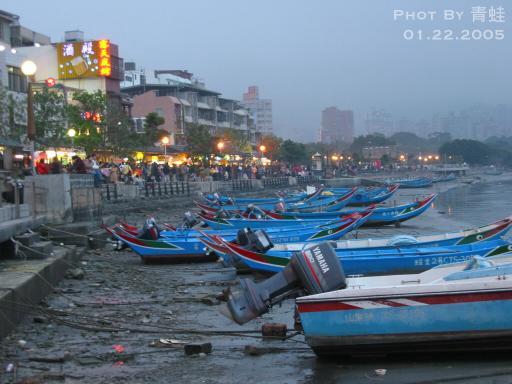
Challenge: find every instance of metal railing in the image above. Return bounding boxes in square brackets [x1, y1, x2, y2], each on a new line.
[143, 181, 190, 198]
[296, 175, 321, 185]
[262, 177, 289, 188]
[101, 181, 190, 201]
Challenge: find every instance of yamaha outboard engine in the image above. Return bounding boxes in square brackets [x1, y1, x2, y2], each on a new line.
[183, 211, 199, 228]
[224, 242, 346, 324]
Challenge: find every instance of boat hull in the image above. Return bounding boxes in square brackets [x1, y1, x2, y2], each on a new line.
[228, 239, 512, 274]
[298, 290, 512, 356]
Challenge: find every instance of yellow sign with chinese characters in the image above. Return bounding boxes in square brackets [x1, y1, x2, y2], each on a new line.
[56, 39, 111, 79]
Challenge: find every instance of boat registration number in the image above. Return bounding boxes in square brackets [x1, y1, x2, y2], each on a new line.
[414, 255, 470, 267]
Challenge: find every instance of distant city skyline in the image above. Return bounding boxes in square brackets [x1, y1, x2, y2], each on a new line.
[4, 0, 510, 142]
[359, 103, 512, 141]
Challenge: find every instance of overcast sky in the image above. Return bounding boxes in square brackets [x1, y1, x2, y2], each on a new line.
[6, 0, 510, 141]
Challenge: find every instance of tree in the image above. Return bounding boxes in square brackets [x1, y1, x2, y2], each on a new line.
[260, 134, 282, 159]
[350, 133, 395, 154]
[219, 128, 252, 153]
[143, 112, 166, 147]
[104, 99, 142, 154]
[67, 90, 107, 153]
[0, 85, 26, 141]
[277, 139, 308, 164]
[439, 139, 493, 165]
[185, 123, 213, 159]
[34, 87, 67, 146]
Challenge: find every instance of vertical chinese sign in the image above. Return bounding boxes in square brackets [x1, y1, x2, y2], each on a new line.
[56, 40, 111, 79]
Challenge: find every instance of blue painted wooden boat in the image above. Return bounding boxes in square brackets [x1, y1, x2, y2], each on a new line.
[201, 188, 357, 213]
[261, 194, 437, 226]
[346, 185, 398, 205]
[104, 211, 373, 261]
[201, 216, 512, 267]
[221, 237, 512, 274]
[116, 210, 371, 240]
[433, 173, 456, 183]
[390, 177, 433, 189]
[296, 254, 512, 356]
[201, 190, 313, 205]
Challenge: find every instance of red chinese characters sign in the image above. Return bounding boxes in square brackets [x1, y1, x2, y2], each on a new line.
[56, 40, 112, 79]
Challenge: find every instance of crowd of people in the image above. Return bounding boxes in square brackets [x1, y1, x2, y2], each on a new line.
[34, 155, 315, 187]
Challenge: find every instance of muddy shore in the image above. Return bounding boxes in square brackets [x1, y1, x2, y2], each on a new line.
[1, 177, 512, 384]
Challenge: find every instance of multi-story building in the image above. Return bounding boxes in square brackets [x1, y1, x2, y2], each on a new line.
[0, 9, 53, 172]
[1, 8, 127, 170]
[241, 86, 272, 135]
[319, 107, 354, 144]
[122, 64, 255, 145]
[364, 108, 394, 136]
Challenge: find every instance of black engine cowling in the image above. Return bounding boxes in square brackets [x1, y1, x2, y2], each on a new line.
[183, 211, 199, 228]
[236, 228, 273, 253]
[225, 242, 346, 324]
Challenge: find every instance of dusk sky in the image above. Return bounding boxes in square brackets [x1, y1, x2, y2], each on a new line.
[5, 0, 510, 141]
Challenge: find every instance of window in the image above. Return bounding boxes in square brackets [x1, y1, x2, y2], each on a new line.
[7, 66, 27, 93]
[155, 107, 164, 117]
[133, 118, 146, 133]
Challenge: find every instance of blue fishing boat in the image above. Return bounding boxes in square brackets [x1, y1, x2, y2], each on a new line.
[346, 185, 398, 205]
[105, 211, 373, 262]
[296, 254, 512, 356]
[201, 216, 512, 267]
[433, 173, 456, 183]
[200, 188, 357, 213]
[201, 189, 316, 205]
[263, 194, 437, 226]
[199, 195, 437, 229]
[220, 237, 512, 274]
[391, 177, 433, 189]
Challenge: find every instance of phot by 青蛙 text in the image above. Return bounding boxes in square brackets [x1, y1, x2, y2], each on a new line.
[393, 6, 506, 41]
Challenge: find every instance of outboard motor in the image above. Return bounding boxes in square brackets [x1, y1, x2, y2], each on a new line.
[139, 217, 161, 240]
[236, 228, 252, 246]
[224, 242, 346, 324]
[236, 228, 273, 253]
[215, 208, 230, 219]
[274, 199, 285, 213]
[183, 211, 199, 228]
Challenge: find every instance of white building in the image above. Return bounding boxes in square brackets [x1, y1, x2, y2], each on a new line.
[242, 86, 273, 135]
[121, 63, 255, 145]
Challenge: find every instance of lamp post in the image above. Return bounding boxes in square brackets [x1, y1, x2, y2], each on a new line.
[21, 60, 37, 175]
[161, 136, 170, 158]
[217, 141, 225, 153]
[67, 128, 76, 148]
[259, 144, 266, 160]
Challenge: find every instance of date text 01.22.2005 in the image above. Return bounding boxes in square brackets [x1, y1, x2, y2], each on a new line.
[402, 29, 504, 41]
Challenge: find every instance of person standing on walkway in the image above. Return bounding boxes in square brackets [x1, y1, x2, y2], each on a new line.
[36, 159, 49, 175]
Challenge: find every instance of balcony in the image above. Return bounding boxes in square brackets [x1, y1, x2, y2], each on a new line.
[198, 118, 215, 126]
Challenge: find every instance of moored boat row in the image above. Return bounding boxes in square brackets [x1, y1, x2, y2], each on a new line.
[103, 182, 512, 358]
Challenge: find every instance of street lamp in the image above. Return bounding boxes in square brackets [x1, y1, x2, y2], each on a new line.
[217, 141, 225, 152]
[161, 136, 170, 157]
[67, 128, 76, 147]
[21, 60, 37, 175]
